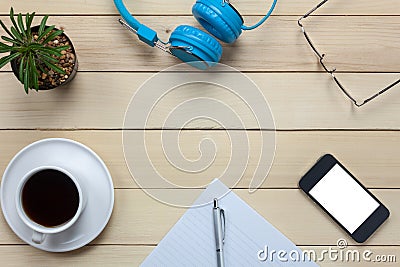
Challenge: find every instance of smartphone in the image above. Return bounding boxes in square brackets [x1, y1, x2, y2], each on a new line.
[299, 154, 389, 243]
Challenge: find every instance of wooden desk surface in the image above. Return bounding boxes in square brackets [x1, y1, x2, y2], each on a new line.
[0, 0, 399, 266]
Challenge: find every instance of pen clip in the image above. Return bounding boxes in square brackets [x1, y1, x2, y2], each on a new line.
[220, 208, 225, 244]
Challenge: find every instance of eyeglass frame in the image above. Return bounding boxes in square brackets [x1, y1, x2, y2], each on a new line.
[298, 0, 400, 107]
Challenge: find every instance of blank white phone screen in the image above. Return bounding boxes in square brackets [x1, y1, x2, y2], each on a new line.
[309, 164, 379, 234]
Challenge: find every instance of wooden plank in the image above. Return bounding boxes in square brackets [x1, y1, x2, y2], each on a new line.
[0, 0, 399, 15]
[0, 189, 398, 245]
[1, 73, 400, 129]
[0, 245, 397, 266]
[1, 131, 400, 189]
[0, 245, 152, 266]
[0, 16, 399, 72]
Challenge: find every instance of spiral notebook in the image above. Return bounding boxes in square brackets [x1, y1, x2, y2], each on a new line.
[141, 179, 318, 266]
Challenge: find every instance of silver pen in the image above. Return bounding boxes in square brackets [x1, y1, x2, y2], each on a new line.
[213, 198, 225, 267]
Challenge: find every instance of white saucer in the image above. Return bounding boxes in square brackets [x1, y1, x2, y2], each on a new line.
[0, 138, 114, 252]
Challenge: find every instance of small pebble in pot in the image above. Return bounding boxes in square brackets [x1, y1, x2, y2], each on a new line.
[28, 30, 77, 89]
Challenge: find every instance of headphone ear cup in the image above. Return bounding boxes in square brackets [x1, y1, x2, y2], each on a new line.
[192, 0, 243, 44]
[169, 25, 223, 69]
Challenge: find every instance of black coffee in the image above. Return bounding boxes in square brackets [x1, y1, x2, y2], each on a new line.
[22, 169, 79, 227]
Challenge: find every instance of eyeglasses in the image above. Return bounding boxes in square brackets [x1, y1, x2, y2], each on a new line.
[298, 0, 400, 107]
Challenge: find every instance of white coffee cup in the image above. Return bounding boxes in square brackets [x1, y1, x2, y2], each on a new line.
[15, 166, 84, 244]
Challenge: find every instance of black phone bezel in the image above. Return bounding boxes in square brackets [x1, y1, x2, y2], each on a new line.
[299, 154, 390, 243]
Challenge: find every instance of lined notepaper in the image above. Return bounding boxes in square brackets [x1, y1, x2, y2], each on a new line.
[141, 180, 318, 266]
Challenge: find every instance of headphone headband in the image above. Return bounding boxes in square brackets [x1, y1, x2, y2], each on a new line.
[241, 0, 277, 30]
[114, 0, 158, 46]
[114, 0, 277, 45]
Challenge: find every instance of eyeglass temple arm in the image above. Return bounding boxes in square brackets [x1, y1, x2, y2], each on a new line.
[298, 0, 329, 24]
[360, 79, 400, 107]
[298, 0, 363, 107]
[298, 0, 330, 59]
[298, 0, 400, 107]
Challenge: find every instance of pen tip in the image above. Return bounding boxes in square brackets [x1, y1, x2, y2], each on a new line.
[213, 198, 218, 207]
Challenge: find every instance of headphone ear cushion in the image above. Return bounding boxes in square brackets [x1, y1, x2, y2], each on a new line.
[169, 25, 223, 69]
[192, 0, 243, 44]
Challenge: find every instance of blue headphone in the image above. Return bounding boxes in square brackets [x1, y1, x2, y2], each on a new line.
[114, 0, 277, 69]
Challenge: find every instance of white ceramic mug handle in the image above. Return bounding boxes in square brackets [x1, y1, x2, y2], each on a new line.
[32, 231, 46, 244]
